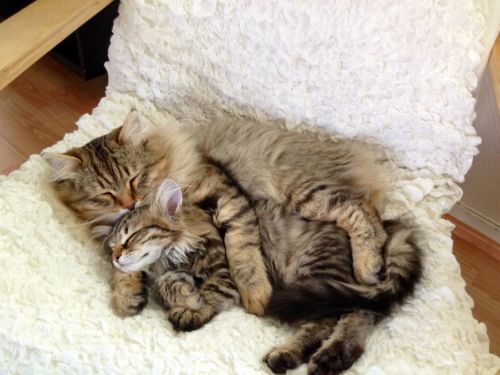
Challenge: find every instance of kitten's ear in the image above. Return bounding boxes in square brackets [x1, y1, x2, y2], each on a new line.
[156, 178, 183, 216]
[118, 110, 149, 145]
[42, 152, 81, 180]
[90, 225, 112, 241]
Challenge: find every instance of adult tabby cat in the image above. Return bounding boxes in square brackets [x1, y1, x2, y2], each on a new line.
[103, 177, 421, 375]
[44, 110, 387, 315]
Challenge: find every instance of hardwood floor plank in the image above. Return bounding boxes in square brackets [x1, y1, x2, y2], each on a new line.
[0, 137, 25, 175]
[0, 56, 106, 173]
[451, 226, 500, 356]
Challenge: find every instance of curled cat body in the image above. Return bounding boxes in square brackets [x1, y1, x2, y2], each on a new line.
[44, 111, 389, 317]
[105, 177, 421, 375]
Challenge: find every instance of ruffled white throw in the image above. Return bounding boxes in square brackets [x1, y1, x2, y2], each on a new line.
[1, 1, 499, 373]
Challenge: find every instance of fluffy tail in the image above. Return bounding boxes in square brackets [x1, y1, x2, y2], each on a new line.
[266, 219, 422, 322]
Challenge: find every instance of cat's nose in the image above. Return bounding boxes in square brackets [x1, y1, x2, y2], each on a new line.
[124, 201, 135, 210]
[112, 248, 122, 263]
[119, 199, 135, 210]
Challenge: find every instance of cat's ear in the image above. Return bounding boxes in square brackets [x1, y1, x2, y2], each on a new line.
[90, 225, 112, 241]
[118, 110, 149, 145]
[42, 152, 81, 180]
[156, 178, 183, 216]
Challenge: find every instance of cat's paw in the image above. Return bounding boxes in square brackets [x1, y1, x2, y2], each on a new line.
[308, 340, 364, 375]
[240, 277, 272, 316]
[112, 271, 148, 317]
[168, 306, 214, 332]
[351, 239, 384, 285]
[264, 348, 302, 374]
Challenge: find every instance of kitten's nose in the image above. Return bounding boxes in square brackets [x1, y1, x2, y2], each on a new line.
[112, 248, 122, 263]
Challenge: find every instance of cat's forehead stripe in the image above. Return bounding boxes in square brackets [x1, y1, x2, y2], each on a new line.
[86, 139, 129, 185]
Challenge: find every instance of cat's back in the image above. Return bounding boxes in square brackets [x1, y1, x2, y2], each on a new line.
[193, 118, 387, 203]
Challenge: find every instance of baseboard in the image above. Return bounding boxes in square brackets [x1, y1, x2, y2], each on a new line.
[449, 204, 500, 242]
[445, 209, 500, 262]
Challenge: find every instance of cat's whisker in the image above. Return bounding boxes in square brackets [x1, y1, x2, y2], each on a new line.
[65, 211, 129, 229]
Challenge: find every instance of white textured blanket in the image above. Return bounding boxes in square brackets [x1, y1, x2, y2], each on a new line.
[1, 0, 500, 374]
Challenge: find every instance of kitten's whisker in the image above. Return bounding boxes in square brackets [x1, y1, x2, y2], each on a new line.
[65, 211, 129, 229]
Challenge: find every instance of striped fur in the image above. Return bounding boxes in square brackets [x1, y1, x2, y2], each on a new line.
[190, 118, 390, 285]
[45, 111, 390, 313]
[109, 194, 421, 374]
[44, 111, 271, 316]
[106, 200, 240, 331]
[255, 200, 421, 375]
[257, 201, 422, 375]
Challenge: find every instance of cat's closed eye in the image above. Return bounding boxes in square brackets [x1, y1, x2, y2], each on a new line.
[92, 192, 116, 206]
[128, 175, 140, 191]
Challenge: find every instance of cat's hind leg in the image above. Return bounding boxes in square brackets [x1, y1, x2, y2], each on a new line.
[308, 310, 379, 375]
[264, 318, 337, 374]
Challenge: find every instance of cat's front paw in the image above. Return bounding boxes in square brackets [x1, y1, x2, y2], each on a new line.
[351, 239, 384, 285]
[240, 277, 272, 316]
[112, 271, 148, 317]
[168, 306, 215, 332]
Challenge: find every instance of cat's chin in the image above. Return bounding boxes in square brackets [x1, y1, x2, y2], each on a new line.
[112, 261, 145, 273]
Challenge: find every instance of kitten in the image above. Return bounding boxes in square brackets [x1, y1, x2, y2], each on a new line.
[44, 110, 387, 314]
[103, 179, 239, 331]
[105, 178, 421, 375]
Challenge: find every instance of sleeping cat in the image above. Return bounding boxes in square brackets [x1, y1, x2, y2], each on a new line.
[44, 110, 389, 315]
[102, 178, 240, 332]
[104, 177, 421, 375]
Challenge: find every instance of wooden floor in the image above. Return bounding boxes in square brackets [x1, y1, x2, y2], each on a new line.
[451, 228, 500, 356]
[0, 56, 106, 174]
[1, 56, 499, 357]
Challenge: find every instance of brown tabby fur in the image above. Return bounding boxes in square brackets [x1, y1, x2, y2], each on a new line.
[105, 179, 421, 375]
[44, 111, 422, 374]
[104, 183, 240, 331]
[192, 117, 389, 285]
[44, 112, 271, 315]
[45, 110, 389, 289]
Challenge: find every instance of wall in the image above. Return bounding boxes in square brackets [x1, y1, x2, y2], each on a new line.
[453, 63, 500, 241]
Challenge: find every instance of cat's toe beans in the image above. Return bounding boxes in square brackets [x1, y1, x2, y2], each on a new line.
[264, 349, 302, 374]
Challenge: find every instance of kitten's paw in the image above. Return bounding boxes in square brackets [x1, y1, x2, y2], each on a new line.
[352, 240, 384, 285]
[264, 348, 302, 374]
[112, 271, 148, 317]
[240, 278, 272, 316]
[308, 340, 364, 375]
[168, 306, 214, 332]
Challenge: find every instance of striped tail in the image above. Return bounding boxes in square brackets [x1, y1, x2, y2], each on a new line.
[266, 219, 423, 322]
